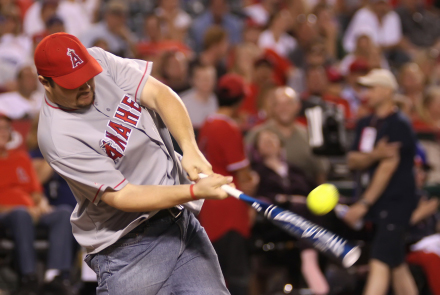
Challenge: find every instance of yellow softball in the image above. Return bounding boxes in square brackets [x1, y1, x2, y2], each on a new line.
[307, 183, 339, 215]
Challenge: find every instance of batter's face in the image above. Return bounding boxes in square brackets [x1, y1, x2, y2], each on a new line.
[39, 76, 96, 109]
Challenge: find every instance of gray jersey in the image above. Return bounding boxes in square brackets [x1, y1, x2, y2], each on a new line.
[38, 47, 203, 254]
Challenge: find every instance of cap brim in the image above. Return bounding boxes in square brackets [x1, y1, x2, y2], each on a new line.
[357, 76, 375, 87]
[53, 56, 103, 90]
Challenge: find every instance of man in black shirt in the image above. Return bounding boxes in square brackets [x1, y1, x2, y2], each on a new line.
[345, 69, 418, 295]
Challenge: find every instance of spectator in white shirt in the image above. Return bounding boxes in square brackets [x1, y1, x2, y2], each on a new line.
[0, 6, 32, 92]
[23, 0, 91, 38]
[0, 65, 42, 119]
[258, 10, 297, 58]
[180, 64, 218, 129]
[343, 0, 402, 53]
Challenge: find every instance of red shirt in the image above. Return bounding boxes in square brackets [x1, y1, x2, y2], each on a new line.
[0, 150, 41, 207]
[197, 114, 251, 242]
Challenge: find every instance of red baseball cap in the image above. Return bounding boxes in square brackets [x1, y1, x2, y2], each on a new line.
[34, 33, 103, 89]
[349, 58, 370, 74]
[217, 74, 248, 98]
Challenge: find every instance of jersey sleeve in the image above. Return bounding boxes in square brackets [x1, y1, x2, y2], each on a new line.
[88, 47, 153, 103]
[49, 153, 128, 206]
[388, 118, 416, 158]
[218, 123, 249, 172]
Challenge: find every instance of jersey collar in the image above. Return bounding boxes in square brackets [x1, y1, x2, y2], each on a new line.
[44, 94, 80, 112]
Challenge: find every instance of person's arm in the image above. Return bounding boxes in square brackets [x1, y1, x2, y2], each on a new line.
[410, 198, 439, 225]
[101, 174, 232, 212]
[347, 138, 401, 170]
[139, 76, 212, 180]
[344, 155, 400, 227]
[32, 158, 54, 184]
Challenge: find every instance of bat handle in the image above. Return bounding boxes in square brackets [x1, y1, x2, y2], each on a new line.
[198, 173, 242, 198]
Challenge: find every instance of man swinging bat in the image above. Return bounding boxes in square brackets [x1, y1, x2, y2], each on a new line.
[35, 32, 232, 295]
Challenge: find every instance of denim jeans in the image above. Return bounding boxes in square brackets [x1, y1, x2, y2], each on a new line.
[86, 209, 230, 295]
[0, 206, 74, 275]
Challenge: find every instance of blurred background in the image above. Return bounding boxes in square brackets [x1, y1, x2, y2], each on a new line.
[1, 0, 440, 294]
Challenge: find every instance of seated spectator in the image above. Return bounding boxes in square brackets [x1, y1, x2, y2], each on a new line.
[80, 0, 136, 58]
[313, 3, 338, 60]
[399, 63, 426, 109]
[343, 0, 403, 53]
[288, 17, 320, 70]
[244, 0, 282, 28]
[258, 10, 297, 58]
[339, 33, 389, 76]
[190, 0, 243, 53]
[0, 114, 74, 295]
[341, 58, 371, 117]
[155, 0, 192, 42]
[0, 6, 32, 92]
[158, 50, 190, 94]
[237, 57, 276, 128]
[136, 14, 192, 61]
[0, 65, 42, 119]
[246, 86, 328, 184]
[252, 129, 329, 295]
[32, 16, 65, 48]
[229, 43, 262, 83]
[242, 19, 263, 45]
[190, 26, 229, 79]
[396, 0, 440, 52]
[414, 49, 440, 87]
[180, 64, 218, 129]
[23, 0, 91, 39]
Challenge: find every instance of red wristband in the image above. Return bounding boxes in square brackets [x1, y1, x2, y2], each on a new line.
[190, 184, 197, 200]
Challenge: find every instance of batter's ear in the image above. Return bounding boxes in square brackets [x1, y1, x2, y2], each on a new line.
[38, 75, 54, 91]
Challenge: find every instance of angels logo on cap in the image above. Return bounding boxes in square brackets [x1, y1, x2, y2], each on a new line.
[34, 33, 103, 89]
[67, 48, 84, 69]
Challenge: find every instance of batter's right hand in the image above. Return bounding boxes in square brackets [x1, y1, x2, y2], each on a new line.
[193, 174, 233, 200]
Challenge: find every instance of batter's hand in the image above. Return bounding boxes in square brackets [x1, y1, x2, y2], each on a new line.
[193, 174, 233, 200]
[181, 148, 213, 181]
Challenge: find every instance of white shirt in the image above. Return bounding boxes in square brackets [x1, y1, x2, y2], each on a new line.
[0, 91, 43, 119]
[0, 34, 33, 85]
[244, 4, 269, 27]
[343, 7, 402, 53]
[23, 1, 91, 37]
[258, 30, 297, 57]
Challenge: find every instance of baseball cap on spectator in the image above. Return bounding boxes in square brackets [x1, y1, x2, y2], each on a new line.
[217, 74, 248, 107]
[358, 69, 398, 91]
[326, 67, 344, 83]
[349, 58, 370, 74]
[34, 33, 103, 89]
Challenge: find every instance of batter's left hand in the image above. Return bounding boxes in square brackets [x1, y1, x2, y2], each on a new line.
[181, 148, 213, 181]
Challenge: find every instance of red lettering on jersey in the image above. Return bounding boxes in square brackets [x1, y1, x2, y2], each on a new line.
[100, 140, 123, 162]
[105, 131, 127, 151]
[121, 95, 141, 113]
[115, 107, 139, 126]
[108, 121, 131, 140]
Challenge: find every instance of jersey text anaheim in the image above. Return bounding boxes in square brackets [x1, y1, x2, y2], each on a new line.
[100, 95, 142, 162]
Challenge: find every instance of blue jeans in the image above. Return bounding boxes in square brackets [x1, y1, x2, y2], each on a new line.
[0, 206, 74, 275]
[86, 209, 230, 295]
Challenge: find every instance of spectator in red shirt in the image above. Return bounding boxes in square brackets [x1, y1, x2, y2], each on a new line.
[198, 74, 259, 295]
[0, 114, 74, 295]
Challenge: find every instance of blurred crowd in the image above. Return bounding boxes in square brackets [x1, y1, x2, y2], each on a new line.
[1, 0, 440, 294]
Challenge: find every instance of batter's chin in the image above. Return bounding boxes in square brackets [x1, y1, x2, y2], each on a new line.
[76, 91, 95, 108]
